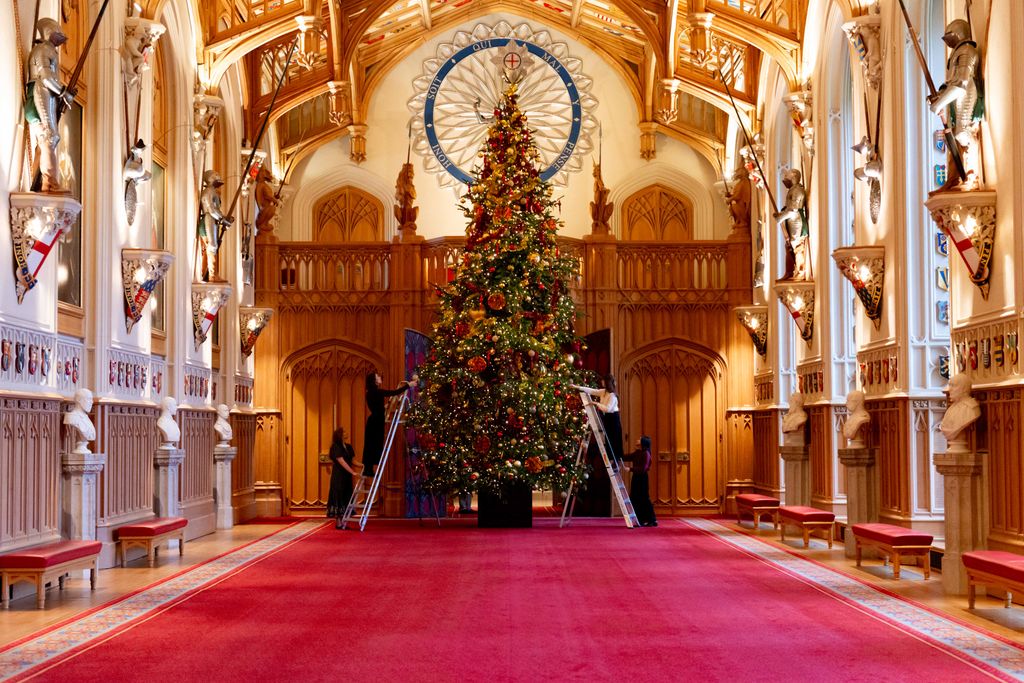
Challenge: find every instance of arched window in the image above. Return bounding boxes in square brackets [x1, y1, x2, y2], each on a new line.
[313, 187, 385, 242]
[620, 185, 693, 241]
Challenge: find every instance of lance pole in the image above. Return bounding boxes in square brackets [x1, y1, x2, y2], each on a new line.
[59, 0, 111, 116]
[717, 67, 779, 214]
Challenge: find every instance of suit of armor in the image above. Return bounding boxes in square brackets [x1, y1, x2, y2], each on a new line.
[773, 169, 810, 280]
[199, 170, 231, 280]
[25, 19, 74, 193]
[928, 19, 984, 148]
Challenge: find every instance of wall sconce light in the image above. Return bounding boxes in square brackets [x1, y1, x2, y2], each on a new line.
[9, 193, 82, 304]
[832, 245, 885, 329]
[734, 305, 769, 357]
[191, 282, 232, 352]
[122, 249, 174, 333]
[774, 281, 816, 345]
[239, 307, 273, 357]
[924, 190, 996, 300]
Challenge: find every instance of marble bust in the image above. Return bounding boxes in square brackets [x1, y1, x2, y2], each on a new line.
[940, 374, 981, 442]
[214, 403, 233, 445]
[781, 392, 808, 433]
[842, 390, 870, 442]
[64, 388, 96, 454]
[157, 396, 180, 445]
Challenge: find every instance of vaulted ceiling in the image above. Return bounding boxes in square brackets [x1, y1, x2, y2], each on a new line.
[189, 0, 809, 173]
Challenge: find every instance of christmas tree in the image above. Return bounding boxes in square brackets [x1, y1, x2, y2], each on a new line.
[408, 82, 588, 496]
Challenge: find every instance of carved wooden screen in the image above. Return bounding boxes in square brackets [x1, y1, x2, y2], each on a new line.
[752, 410, 779, 494]
[0, 399, 61, 551]
[621, 185, 693, 241]
[977, 388, 1024, 549]
[869, 399, 909, 520]
[621, 343, 722, 513]
[313, 187, 384, 242]
[284, 342, 379, 512]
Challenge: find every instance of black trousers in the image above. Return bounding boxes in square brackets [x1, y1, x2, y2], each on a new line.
[630, 471, 656, 525]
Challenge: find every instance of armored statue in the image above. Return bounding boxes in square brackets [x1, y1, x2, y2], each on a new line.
[393, 162, 418, 233]
[254, 166, 280, 235]
[928, 19, 984, 189]
[25, 18, 75, 193]
[199, 170, 232, 280]
[725, 166, 751, 234]
[589, 162, 613, 235]
[772, 168, 810, 280]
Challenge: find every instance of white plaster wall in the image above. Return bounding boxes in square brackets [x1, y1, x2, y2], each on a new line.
[282, 12, 728, 242]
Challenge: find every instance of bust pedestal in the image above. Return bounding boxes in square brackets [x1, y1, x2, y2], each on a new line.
[780, 430, 810, 507]
[154, 444, 185, 518]
[214, 443, 237, 529]
[61, 449, 106, 541]
[838, 439, 878, 558]
[933, 436, 984, 595]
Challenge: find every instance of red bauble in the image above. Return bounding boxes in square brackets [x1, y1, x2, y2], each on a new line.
[487, 292, 506, 310]
[468, 356, 487, 373]
[473, 435, 491, 453]
[455, 321, 470, 338]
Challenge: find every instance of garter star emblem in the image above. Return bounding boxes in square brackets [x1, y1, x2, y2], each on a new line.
[408, 22, 597, 189]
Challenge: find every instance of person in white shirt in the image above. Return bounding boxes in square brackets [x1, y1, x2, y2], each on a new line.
[591, 375, 624, 470]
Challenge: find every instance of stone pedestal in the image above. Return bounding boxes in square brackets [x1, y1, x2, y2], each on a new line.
[838, 443, 878, 558]
[154, 445, 185, 518]
[934, 438, 984, 595]
[61, 450, 106, 540]
[780, 431, 810, 507]
[214, 444, 237, 529]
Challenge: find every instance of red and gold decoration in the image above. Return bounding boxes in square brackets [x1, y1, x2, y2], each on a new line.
[9, 194, 81, 304]
[121, 249, 174, 333]
[239, 306, 273, 357]
[407, 83, 587, 495]
[734, 305, 769, 357]
[191, 282, 232, 352]
[832, 245, 885, 329]
[925, 190, 996, 300]
[774, 281, 816, 345]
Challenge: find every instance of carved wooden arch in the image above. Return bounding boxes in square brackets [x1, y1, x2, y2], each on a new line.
[619, 337, 726, 384]
[312, 186, 385, 242]
[282, 338, 384, 383]
[621, 184, 694, 241]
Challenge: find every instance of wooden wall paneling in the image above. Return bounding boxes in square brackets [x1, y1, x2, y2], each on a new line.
[0, 398, 61, 552]
[723, 409, 754, 514]
[868, 399, 910, 524]
[230, 412, 258, 521]
[178, 409, 216, 539]
[254, 410, 283, 515]
[978, 389, 1024, 551]
[751, 409, 781, 496]
[910, 399, 946, 530]
[808, 404, 846, 516]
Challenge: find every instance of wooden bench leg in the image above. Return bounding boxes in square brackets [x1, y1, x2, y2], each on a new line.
[779, 522, 786, 544]
[58, 574, 65, 591]
[922, 553, 930, 580]
[1, 572, 8, 609]
[855, 541, 862, 567]
[968, 581, 976, 609]
[148, 543, 156, 568]
[893, 552, 902, 579]
[1007, 592, 1013, 608]
[772, 511, 779, 530]
[737, 507, 743, 524]
[827, 524, 834, 549]
[36, 574, 45, 609]
[802, 527, 810, 548]
[179, 532, 185, 557]
[90, 561, 97, 591]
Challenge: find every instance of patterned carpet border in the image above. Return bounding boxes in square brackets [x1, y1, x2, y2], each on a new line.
[686, 518, 1024, 681]
[0, 521, 326, 681]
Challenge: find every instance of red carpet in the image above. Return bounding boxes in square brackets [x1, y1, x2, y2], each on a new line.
[15, 520, 1008, 681]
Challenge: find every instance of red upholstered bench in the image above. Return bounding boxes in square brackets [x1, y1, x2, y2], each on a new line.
[0, 540, 101, 609]
[735, 494, 780, 530]
[851, 523, 933, 580]
[963, 550, 1024, 609]
[779, 506, 835, 548]
[116, 517, 188, 568]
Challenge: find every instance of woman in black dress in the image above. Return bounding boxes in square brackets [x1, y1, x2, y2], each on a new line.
[362, 372, 410, 477]
[626, 436, 657, 527]
[326, 427, 357, 529]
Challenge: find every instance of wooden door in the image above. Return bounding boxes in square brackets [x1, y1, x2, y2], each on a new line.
[621, 341, 723, 514]
[283, 342, 379, 514]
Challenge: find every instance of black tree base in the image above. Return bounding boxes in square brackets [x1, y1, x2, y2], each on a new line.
[477, 482, 533, 528]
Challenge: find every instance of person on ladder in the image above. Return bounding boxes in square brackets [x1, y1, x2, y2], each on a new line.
[626, 436, 657, 527]
[589, 375, 624, 471]
[363, 372, 412, 478]
[326, 427, 358, 529]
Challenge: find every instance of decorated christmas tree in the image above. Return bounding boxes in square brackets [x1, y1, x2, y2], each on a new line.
[408, 83, 588, 496]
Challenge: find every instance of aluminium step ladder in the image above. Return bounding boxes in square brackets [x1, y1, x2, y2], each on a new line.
[342, 392, 410, 531]
[560, 385, 639, 529]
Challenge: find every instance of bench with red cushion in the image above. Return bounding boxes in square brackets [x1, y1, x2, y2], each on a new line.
[115, 517, 188, 568]
[0, 540, 101, 609]
[735, 494, 780, 530]
[779, 506, 835, 548]
[851, 523, 933, 580]
[963, 550, 1024, 609]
